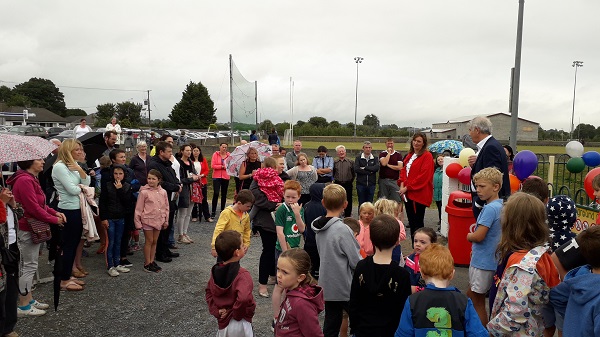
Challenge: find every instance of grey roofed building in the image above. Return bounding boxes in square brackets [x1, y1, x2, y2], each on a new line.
[0, 103, 68, 127]
[65, 113, 95, 127]
[430, 112, 539, 142]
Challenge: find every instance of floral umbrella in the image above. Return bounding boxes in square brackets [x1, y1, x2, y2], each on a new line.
[0, 134, 58, 163]
[428, 139, 464, 156]
[225, 141, 271, 177]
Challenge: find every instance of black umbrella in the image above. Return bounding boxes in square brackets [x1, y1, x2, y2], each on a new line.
[77, 132, 108, 168]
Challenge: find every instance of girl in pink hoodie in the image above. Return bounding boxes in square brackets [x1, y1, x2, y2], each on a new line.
[275, 248, 324, 337]
[134, 169, 169, 273]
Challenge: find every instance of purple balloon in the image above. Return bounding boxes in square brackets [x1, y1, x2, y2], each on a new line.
[513, 150, 538, 181]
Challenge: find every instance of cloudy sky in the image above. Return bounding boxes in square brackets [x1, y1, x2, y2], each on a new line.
[1, 0, 598, 131]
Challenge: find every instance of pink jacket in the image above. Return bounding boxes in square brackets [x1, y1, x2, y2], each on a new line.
[211, 151, 231, 180]
[134, 185, 169, 230]
[358, 219, 406, 256]
[7, 170, 58, 231]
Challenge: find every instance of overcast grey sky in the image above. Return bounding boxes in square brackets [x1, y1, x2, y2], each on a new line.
[1, 0, 598, 130]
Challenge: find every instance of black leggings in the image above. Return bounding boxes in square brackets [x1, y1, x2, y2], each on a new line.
[211, 178, 230, 215]
[59, 208, 83, 281]
[405, 197, 426, 245]
[256, 227, 276, 285]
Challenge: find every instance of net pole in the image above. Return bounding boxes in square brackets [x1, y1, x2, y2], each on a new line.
[229, 54, 234, 145]
[255, 81, 258, 130]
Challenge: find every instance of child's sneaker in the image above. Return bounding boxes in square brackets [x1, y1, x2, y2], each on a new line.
[17, 305, 46, 317]
[120, 259, 133, 267]
[151, 261, 162, 272]
[115, 265, 130, 273]
[132, 243, 141, 251]
[107, 267, 119, 277]
[30, 299, 49, 310]
[143, 264, 153, 273]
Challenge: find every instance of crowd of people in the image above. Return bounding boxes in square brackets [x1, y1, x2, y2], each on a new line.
[1, 116, 599, 337]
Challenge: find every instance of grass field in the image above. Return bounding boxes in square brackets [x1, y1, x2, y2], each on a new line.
[289, 141, 600, 154]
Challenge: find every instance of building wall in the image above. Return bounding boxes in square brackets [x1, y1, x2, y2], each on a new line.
[432, 114, 538, 142]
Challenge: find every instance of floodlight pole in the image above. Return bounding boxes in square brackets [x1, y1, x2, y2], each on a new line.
[509, 0, 524, 152]
[570, 60, 583, 140]
[353, 57, 363, 137]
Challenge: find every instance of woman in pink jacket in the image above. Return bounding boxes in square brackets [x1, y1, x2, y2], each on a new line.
[8, 159, 66, 316]
[134, 169, 169, 273]
[211, 143, 230, 219]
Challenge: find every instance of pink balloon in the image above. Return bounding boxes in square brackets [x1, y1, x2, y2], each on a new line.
[458, 167, 472, 185]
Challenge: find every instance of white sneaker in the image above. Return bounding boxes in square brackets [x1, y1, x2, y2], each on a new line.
[30, 299, 49, 310]
[115, 265, 130, 273]
[107, 267, 119, 277]
[17, 305, 46, 317]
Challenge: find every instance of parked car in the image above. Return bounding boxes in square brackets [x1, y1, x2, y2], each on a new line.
[49, 130, 75, 142]
[47, 127, 66, 137]
[7, 125, 48, 138]
[0, 126, 10, 134]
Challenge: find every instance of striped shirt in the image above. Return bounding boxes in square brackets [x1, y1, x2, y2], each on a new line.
[333, 158, 355, 183]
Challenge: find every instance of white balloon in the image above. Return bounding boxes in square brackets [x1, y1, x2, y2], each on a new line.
[566, 141, 584, 158]
[459, 148, 475, 167]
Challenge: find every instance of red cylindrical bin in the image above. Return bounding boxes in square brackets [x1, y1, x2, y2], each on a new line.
[445, 190, 476, 266]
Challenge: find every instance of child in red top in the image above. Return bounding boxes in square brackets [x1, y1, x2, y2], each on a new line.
[205, 230, 256, 337]
[275, 248, 324, 337]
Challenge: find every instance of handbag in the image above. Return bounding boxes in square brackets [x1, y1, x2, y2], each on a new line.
[27, 218, 52, 244]
[191, 181, 203, 204]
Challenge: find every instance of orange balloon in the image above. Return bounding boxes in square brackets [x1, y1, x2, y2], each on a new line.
[509, 174, 520, 193]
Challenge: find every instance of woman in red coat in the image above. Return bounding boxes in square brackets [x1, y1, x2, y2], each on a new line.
[398, 132, 434, 243]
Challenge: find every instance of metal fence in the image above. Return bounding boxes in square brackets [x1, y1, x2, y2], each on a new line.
[534, 153, 596, 206]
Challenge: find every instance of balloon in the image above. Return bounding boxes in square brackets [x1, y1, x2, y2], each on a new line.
[566, 157, 586, 173]
[584, 168, 600, 200]
[527, 175, 542, 181]
[445, 163, 462, 178]
[582, 151, 600, 167]
[458, 167, 472, 185]
[513, 150, 538, 181]
[458, 148, 475, 167]
[509, 174, 521, 193]
[565, 141, 584, 158]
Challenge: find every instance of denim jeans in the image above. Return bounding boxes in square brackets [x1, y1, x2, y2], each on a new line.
[356, 184, 375, 205]
[107, 218, 125, 268]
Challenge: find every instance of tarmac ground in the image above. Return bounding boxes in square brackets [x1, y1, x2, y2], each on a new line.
[15, 207, 469, 337]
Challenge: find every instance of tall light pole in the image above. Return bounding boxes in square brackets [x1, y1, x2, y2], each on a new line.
[353, 57, 363, 137]
[570, 60, 583, 140]
[509, 0, 524, 152]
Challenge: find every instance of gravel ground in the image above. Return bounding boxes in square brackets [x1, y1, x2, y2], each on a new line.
[15, 207, 469, 337]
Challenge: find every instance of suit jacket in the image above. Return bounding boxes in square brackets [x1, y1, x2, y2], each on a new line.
[470, 136, 510, 216]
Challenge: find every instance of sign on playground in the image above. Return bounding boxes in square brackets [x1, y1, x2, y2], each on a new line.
[574, 205, 599, 234]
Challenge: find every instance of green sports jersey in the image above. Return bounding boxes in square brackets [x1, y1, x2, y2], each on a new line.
[275, 204, 304, 251]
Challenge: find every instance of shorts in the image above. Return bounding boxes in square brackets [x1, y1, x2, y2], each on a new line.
[468, 266, 494, 294]
[142, 224, 159, 231]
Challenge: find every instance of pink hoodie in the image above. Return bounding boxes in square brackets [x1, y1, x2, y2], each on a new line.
[211, 151, 230, 180]
[134, 184, 169, 230]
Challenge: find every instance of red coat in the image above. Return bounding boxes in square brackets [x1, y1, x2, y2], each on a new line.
[398, 151, 434, 207]
[205, 263, 256, 329]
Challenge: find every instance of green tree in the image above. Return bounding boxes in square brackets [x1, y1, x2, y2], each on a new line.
[295, 120, 306, 128]
[329, 120, 341, 128]
[308, 116, 328, 128]
[116, 101, 142, 125]
[6, 94, 31, 108]
[574, 123, 596, 140]
[169, 81, 216, 128]
[362, 114, 380, 128]
[95, 103, 116, 127]
[65, 108, 88, 117]
[13, 78, 67, 116]
[0, 85, 12, 102]
[259, 119, 274, 132]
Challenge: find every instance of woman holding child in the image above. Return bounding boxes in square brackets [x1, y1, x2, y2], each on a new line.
[250, 157, 284, 297]
[398, 132, 434, 239]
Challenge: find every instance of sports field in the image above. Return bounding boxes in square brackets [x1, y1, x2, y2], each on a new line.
[293, 141, 600, 154]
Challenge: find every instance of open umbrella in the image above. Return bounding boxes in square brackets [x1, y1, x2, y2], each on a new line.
[0, 134, 58, 163]
[225, 141, 271, 177]
[428, 140, 464, 156]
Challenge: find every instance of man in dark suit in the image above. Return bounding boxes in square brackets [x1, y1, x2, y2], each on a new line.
[467, 116, 511, 218]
